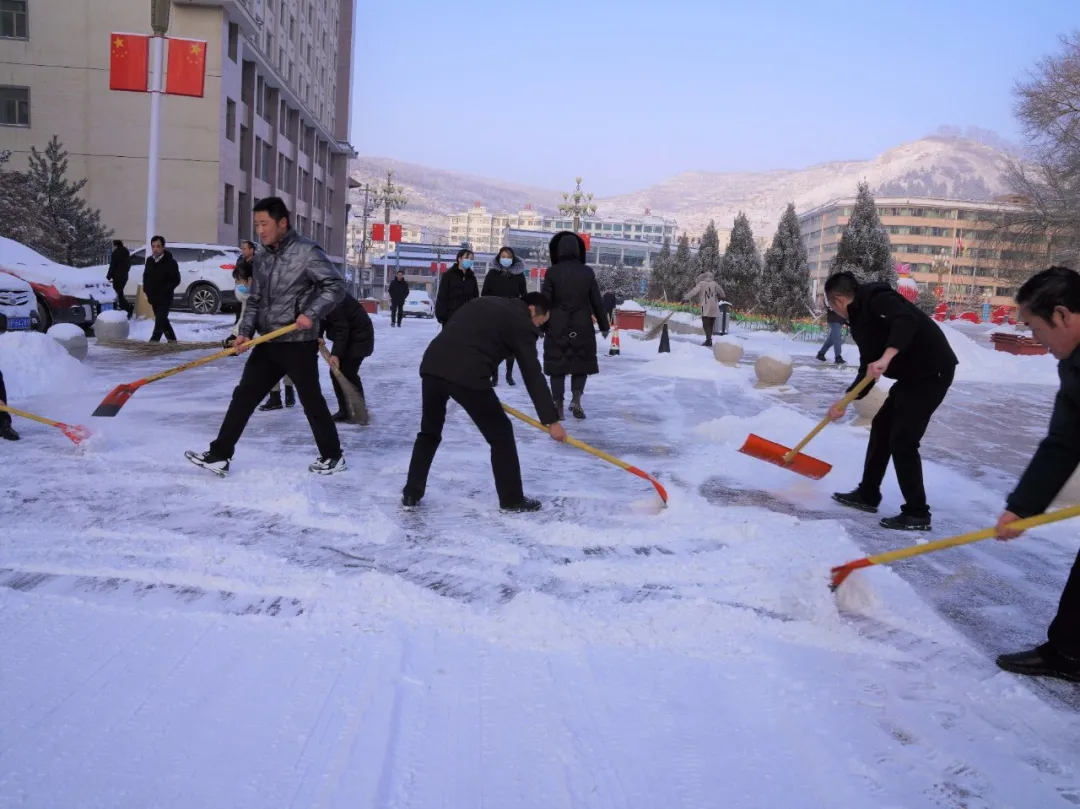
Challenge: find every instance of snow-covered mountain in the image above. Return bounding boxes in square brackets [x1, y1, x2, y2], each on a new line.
[351, 137, 1013, 239]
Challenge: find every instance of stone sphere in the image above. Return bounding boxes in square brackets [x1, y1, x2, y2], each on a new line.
[713, 339, 743, 366]
[852, 384, 888, 426]
[754, 353, 793, 387]
[93, 310, 130, 341]
[47, 323, 88, 362]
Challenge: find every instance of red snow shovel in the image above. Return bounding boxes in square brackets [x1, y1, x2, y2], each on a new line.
[0, 403, 91, 445]
[92, 323, 298, 417]
[738, 375, 873, 480]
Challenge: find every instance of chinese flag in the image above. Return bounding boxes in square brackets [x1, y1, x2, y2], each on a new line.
[389, 224, 402, 242]
[371, 224, 385, 241]
[165, 38, 207, 98]
[110, 33, 149, 92]
[579, 233, 591, 251]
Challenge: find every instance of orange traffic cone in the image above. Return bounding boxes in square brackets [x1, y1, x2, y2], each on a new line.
[608, 325, 621, 356]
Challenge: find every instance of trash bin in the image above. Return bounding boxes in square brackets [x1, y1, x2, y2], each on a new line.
[718, 302, 732, 336]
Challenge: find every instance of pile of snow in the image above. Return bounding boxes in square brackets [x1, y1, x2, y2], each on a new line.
[46, 323, 86, 340]
[617, 300, 645, 312]
[96, 309, 129, 324]
[939, 322, 1058, 385]
[761, 349, 792, 365]
[0, 331, 91, 399]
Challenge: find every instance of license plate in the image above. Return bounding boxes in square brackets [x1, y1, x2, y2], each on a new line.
[7, 317, 31, 330]
[100, 303, 113, 311]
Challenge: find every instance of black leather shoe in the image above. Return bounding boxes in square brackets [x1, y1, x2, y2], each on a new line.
[501, 497, 542, 513]
[0, 422, 20, 441]
[401, 494, 421, 511]
[880, 513, 931, 531]
[832, 490, 879, 514]
[996, 645, 1080, 682]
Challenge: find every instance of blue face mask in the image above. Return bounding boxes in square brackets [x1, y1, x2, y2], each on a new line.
[461, 259, 473, 270]
[499, 257, 513, 268]
[235, 284, 249, 295]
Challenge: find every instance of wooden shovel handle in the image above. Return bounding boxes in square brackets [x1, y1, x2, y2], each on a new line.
[143, 323, 298, 385]
[783, 375, 874, 463]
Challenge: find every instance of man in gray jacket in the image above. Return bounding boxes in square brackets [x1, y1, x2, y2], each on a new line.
[186, 197, 347, 476]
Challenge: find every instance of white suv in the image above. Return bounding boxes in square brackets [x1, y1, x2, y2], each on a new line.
[124, 243, 241, 314]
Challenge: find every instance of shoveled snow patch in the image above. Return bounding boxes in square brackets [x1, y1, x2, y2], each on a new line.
[617, 300, 645, 311]
[939, 322, 1058, 385]
[0, 331, 91, 399]
[96, 309, 129, 323]
[46, 323, 86, 340]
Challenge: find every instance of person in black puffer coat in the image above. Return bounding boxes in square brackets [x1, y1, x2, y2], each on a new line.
[320, 293, 375, 422]
[542, 231, 609, 420]
[482, 246, 528, 386]
[388, 270, 410, 327]
[435, 248, 479, 325]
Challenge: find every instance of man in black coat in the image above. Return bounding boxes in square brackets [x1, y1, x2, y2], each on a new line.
[824, 271, 957, 531]
[106, 240, 133, 318]
[321, 293, 375, 422]
[0, 315, 18, 440]
[402, 292, 567, 513]
[143, 235, 181, 342]
[993, 268, 1080, 682]
[482, 246, 528, 386]
[388, 270, 410, 327]
[816, 298, 846, 365]
[435, 248, 479, 325]
[542, 231, 609, 420]
[602, 289, 616, 326]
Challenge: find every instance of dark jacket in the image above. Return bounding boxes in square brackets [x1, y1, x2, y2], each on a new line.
[826, 307, 845, 325]
[142, 251, 181, 306]
[435, 263, 479, 324]
[321, 294, 375, 360]
[388, 276, 410, 305]
[107, 245, 130, 286]
[845, 282, 957, 399]
[602, 291, 616, 313]
[233, 254, 254, 283]
[481, 258, 528, 300]
[240, 228, 345, 343]
[542, 232, 609, 377]
[1007, 347, 1080, 517]
[420, 296, 558, 425]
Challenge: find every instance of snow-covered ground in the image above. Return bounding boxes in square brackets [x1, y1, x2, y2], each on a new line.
[2, 313, 1079, 808]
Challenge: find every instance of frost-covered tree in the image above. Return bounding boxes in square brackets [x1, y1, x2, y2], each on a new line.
[830, 181, 895, 287]
[721, 211, 763, 309]
[915, 286, 938, 315]
[595, 262, 647, 302]
[670, 232, 697, 298]
[0, 152, 58, 254]
[647, 237, 674, 299]
[760, 203, 812, 319]
[697, 220, 722, 277]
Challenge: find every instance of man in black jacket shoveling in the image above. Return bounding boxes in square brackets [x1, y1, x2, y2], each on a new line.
[402, 292, 568, 512]
[321, 293, 374, 422]
[993, 267, 1080, 682]
[824, 271, 957, 531]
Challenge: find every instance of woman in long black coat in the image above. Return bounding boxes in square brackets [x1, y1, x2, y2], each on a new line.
[542, 231, 609, 420]
[435, 248, 479, 325]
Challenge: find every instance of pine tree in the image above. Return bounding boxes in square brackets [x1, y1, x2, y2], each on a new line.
[671, 232, 696, 298]
[697, 220, 722, 277]
[647, 237, 673, 299]
[760, 203, 812, 320]
[0, 153, 57, 254]
[595, 262, 646, 301]
[26, 136, 113, 266]
[915, 287, 938, 315]
[830, 181, 895, 287]
[721, 211, 762, 310]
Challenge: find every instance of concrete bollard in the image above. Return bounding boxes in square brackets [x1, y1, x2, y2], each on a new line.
[753, 353, 793, 387]
[47, 323, 89, 362]
[93, 309, 131, 341]
[713, 339, 743, 367]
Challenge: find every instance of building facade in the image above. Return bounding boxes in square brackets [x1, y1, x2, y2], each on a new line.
[0, 0, 357, 263]
[799, 197, 1046, 307]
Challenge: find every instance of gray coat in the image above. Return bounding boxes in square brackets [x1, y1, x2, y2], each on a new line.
[683, 272, 724, 318]
[240, 229, 345, 342]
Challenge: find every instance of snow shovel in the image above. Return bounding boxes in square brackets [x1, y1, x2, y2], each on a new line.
[738, 375, 874, 479]
[0, 403, 91, 446]
[318, 342, 369, 425]
[92, 323, 298, 417]
[502, 403, 669, 506]
[829, 504, 1080, 591]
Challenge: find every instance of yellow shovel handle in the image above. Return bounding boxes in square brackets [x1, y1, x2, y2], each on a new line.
[143, 323, 298, 384]
[0, 403, 63, 429]
[501, 404, 632, 471]
[783, 375, 874, 463]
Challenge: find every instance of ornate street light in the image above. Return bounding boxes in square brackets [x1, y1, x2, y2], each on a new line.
[373, 170, 407, 297]
[559, 176, 596, 232]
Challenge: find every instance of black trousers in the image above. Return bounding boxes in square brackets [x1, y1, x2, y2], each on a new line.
[150, 301, 177, 342]
[1049, 549, 1080, 659]
[702, 316, 716, 342]
[550, 374, 587, 401]
[0, 369, 8, 427]
[858, 367, 954, 518]
[331, 356, 365, 413]
[391, 302, 404, 325]
[404, 375, 524, 506]
[113, 281, 133, 316]
[210, 341, 341, 460]
[493, 356, 516, 381]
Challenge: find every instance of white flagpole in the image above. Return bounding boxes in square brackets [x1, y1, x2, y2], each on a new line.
[145, 33, 164, 253]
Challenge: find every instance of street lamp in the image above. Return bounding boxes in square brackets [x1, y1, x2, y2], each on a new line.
[559, 176, 596, 232]
[373, 170, 407, 299]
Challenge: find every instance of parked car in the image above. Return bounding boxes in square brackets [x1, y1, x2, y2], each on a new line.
[0, 272, 40, 332]
[0, 237, 115, 332]
[403, 290, 434, 319]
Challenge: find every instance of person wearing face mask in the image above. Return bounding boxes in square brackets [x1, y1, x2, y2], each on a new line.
[435, 248, 479, 326]
[481, 246, 528, 386]
[225, 240, 257, 348]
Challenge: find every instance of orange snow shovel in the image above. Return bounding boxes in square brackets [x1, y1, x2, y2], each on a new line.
[829, 504, 1080, 591]
[738, 375, 874, 479]
[0, 403, 91, 445]
[92, 323, 298, 417]
[502, 403, 669, 506]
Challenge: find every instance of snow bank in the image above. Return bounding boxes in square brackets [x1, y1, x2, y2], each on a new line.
[96, 309, 128, 323]
[939, 322, 1059, 385]
[46, 323, 86, 340]
[617, 300, 645, 312]
[0, 331, 91, 399]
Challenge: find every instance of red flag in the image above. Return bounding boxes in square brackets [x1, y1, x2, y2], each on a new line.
[109, 33, 149, 92]
[389, 224, 402, 242]
[371, 224, 385, 241]
[165, 38, 207, 98]
[579, 233, 591, 251]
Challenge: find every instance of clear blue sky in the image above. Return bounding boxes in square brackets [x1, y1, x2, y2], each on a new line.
[351, 0, 1076, 196]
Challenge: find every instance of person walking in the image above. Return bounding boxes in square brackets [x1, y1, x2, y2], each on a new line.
[602, 288, 617, 327]
[388, 269, 409, 327]
[225, 240, 256, 348]
[542, 231, 609, 420]
[259, 377, 295, 410]
[435, 248, 479, 326]
[481, 246, 528, 386]
[992, 268, 1080, 682]
[816, 295, 847, 365]
[185, 197, 346, 476]
[106, 240, 134, 318]
[143, 236, 181, 342]
[681, 271, 723, 347]
[402, 293, 567, 512]
[824, 270, 957, 531]
[321, 292, 375, 422]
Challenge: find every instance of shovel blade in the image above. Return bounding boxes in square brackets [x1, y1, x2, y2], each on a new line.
[92, 383, 139, 417]
[62, 424, 92, 445]
[738, 434, 833, 480]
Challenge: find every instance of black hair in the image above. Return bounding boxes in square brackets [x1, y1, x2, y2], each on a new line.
[253, 196, 291, 226]
[113, 240, 124, 248]
[240, 240, 256, 251]
[150, 235, 165, 247]
[1016, 266, 1080, 322]
[456, 247, 473, 261]
[524, 291, 550, 315]
[395, 268, 404, 275]
[824, 271, 859, 298]
[497, 246, 516, 262]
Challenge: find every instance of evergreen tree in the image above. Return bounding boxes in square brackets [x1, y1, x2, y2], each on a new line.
[671, 232, 696, 298]
[647, 237, 673, 299]
[595, 262, 647, 302]
[26, 136, 113, 266]
[697, 220, 722, 277]
[0, 152, 57, 255]
[915, 287, 938, 315]
[721, 211, 762, 310]
[760, 203, 812, 320]
[830, 181, 895, 287]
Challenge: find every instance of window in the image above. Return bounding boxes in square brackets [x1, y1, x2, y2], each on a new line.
[228, 23, 239, 62]
[262, 83, 273, 120]
[0, 86, 29, 126]
[256, 76, 265, 116]
[0, 0, 27, 39]
[224, 184, 235, 225]
[239, 125, 249, 168]
[308, 5, 314, 25]
[225, 98, 236, 141]
[326, 227, 333, 250]
[279, 47, 285, 72]
[170, 248, 204, 263]
[279, 100, 287, 135]
[315, 179, 324, 208]
[289, 15, 295, 40]
[260, 141, 272, 182]
[239, 192, 251, 239]
[277, 153, 285, 189]
[327, 188, 334, 215]
[280, 2, 286, 26]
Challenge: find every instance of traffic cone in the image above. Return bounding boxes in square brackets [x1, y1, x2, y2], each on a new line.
[608, 325, 621, 356]
[658, 323, 671, 353]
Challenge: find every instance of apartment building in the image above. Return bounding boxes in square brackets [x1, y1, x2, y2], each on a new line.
[0, 0, 357, 262]
[798, 197, 1045, 306]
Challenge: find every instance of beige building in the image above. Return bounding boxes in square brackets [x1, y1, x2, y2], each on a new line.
[0, 0, 357, 263]
[799, 196, 1046, 307]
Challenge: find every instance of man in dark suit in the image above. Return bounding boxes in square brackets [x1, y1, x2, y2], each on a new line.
[106, 240, 133, 318]
[143, 235, 181, 342]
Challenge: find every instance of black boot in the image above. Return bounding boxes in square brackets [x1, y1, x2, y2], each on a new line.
[997, 644, 1080, 682]
[816, 352, 827, 362]
[879, 513, 931, 531]
[832, 489, 879, 514]
[501, 497, 542, 513]
[285, 385, 296, 408]
[491, 372, 499, 387]
[0, 420, 20, 441]
[505, 373, 516, 386]
[835, 356, 846, 365]
[259, 391, 283, 411]
[331, 411, 350, 423]
[554, 401, 564, 422]
[569, 393, 586, 420]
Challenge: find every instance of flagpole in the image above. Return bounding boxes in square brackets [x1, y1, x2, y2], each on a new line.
[145, 32, 164, 253]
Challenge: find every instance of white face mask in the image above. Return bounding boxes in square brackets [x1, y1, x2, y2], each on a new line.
[499, 258, 513, 268]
